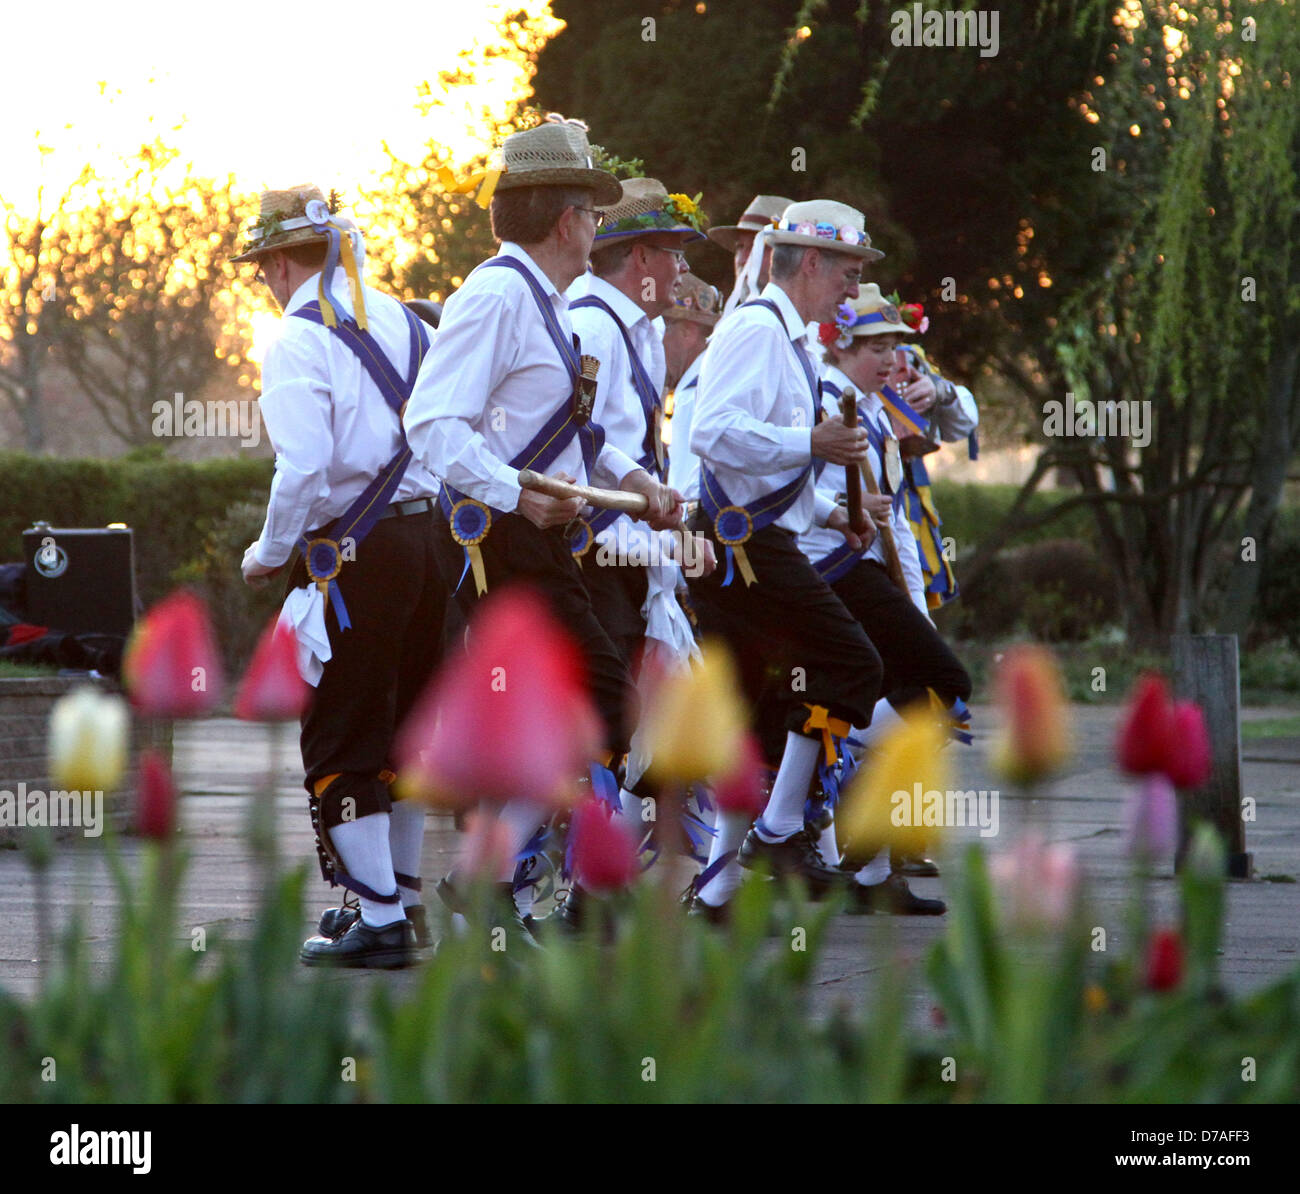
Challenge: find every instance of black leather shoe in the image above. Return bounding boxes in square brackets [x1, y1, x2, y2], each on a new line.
[686, 895, 731, 926]
[436, 876, 540, 948]
[318, 903, 432, 948]
[737, 826, 847, 893]
[848, 873, 946, 916]
[299, 918, 418, 968]
[894, 852, 941, 878]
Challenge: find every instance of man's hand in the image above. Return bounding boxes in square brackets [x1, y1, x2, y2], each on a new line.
[827, 505, 874, 552]
[811, 415, 869, 465]
[672, 531, 717, 578]
[517, 472, 584, 529]
[622, 469, 684, 531]
[863, 492, 893, 528]
[242, 542, 282, 588]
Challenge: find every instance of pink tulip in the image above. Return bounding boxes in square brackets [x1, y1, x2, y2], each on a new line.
[990, 833, 1080, 931]
[1124, 773, 1178, 859]
[989, 645, 1070, 784]
[457, 809, 518, 881]
[571, 799, 638, 894]
[235, 616, 310, 721]
[394, 587, 601, 808]
[123, 589, 224, 718]
[1117, 673, 1176, 776]
[1165, 702, 1212, 789]
[137, 748, 176, 839]
[712, 733, 767, 817]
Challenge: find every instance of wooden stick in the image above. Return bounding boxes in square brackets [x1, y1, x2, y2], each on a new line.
[842, 384, 910, 595]
[517, 468, 650, 513]
[838, 388, 867, 534]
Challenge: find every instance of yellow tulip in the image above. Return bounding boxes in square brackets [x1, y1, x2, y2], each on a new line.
[839, 707, 951, 857]
[644, 641, 748, 784]
[988, 644, 1071, 785]
[48, 686, 129, 792]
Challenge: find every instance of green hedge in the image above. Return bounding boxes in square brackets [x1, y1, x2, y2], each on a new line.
[0, 453, 274, 611]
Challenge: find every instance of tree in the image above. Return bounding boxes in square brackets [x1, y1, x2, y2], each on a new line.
[46, 142, 252, 447]
[0, 157, 93, 452]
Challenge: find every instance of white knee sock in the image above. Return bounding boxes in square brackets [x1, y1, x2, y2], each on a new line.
[331, 812, 405, 927]
[493, 800, 547, 884]
[854, 845, 892, 887]
[697, 811, 751, 907]
[387, 799, 426, 909]
[818, 821, 841, 867]
[755, 732, 821, 841]
[854, 699, 905, 753]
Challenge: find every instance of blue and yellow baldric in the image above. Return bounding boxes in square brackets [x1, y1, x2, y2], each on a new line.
[568, 294, 665, 556]
[878, 383, 959, 609]
[290, 301, 430, 629]
[700, 298, 819, 587]
[438, 256, 606, 593]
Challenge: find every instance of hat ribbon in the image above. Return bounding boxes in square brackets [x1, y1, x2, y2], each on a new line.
[434, 160, 502, 210]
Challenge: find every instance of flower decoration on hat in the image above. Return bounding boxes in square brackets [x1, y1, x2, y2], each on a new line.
[886, 291, 929, 333]
[666, 192, 707, 234]
[817, 301, 857, 349]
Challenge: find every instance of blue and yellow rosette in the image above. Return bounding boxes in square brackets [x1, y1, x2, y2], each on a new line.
[304, 537, 351, 629]
[449, 498, 492, 595]
[713, 505, 757, 587]
[568, 518, 595, 560]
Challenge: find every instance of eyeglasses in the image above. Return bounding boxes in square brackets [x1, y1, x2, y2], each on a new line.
[573, 206, 606, 229]
[646, 245, 687, 264]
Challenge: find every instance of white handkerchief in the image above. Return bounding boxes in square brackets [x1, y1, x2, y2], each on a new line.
[278, 585, 332, 687]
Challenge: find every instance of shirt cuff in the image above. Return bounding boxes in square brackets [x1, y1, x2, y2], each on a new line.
[813, 490, 838, 528]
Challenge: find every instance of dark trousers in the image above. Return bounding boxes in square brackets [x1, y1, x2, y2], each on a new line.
[578, 550, 650, 677]
[432, 511, 638, 756]
[831, 559, 971, 710]
[686, 515, 882, 759]
[289, 510, 447, 827]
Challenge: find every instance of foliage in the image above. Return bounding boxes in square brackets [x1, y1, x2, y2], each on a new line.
[0, 453, 273, 613]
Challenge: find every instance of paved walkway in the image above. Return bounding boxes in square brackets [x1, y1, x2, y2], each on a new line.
[1, 704, 1298, 1016]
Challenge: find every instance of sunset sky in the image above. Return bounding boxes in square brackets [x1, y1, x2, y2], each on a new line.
[0, 0, 559, 213]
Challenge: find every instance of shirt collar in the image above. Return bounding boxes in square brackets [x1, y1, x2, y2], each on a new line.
[758, 281, 808, 341]
[499, 242, 561, 299]
[583, 273, 652, 331]
[285, 267, 349, 317]
[823, 364, 883, 414]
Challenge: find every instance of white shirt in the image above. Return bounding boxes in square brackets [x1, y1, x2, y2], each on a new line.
[690, 281, 836, 535]
[797, 365, 926, 611]
[253, 268, 439, 568]
[403, 243, 641, 515]
[666, 349, 705, 501]
[567, 273, 666, 476]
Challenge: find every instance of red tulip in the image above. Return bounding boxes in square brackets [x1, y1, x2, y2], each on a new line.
[235, 615, 310, 721]
[123, 589, 224, 718]
[571, 799, 638, 893]
[1165, 701, 1212, 789]
[457, 809, 517, 881]
[1145, 927, 1184, 992]
[989, 644, 1071, 784]
[1117, 673, 1176, 776]
[394, 586, 601, 808]
[137, 748, 176, 839]
[712, 732, 767, 818]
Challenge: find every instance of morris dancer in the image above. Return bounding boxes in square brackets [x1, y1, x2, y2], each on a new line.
[707, 193, 794, 315]
[798, 286, 973, 913]
[236, 185, 442, 968]
[403, 117, 679, 937]
[663, 272, 722, 502]
[685, 199, 883, 918]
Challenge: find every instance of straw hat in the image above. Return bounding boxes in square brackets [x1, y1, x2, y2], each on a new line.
[816, 284, 913, 350]
[593, 178, 706, 246]
[664, 273, 722, 328]
[493, 114, 621, 205]
[231, 184, 343, 263]
[767, 199, 883, 261]
[706, 194, 794, 253]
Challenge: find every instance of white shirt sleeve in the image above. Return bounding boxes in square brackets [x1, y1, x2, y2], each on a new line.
[933, 382, 979, 441]
[691, 319, 813, 471]
[404, 286, 527, 514]
[254, 329, 333, 567]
